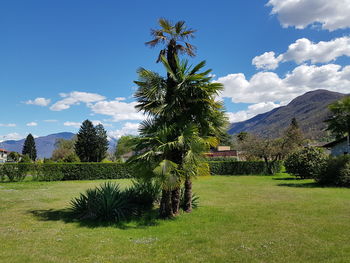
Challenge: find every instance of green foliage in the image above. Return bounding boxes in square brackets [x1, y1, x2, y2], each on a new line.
[70, 180, 161, 222]
[75, 120, 109, 162]
[125, 179, 161, 213]
[7, 152, 21, 162]
[70, 182, 131, 222]
[326, 96, 350, 138]
[0, 163, 133, 181]
[180, 188, 199, 209]
[285, 147, 328, 179]
[35, 164, 64, 181]
[315, 155, 350, 187]
[114, 135, 137, 160]
[209, 161, 283, 175]
[0, 163, 28, 182]
[22, 134, 37, 161]
[52, 137, 79, 162]
[206, 157, 237, 162]
[20, 154, 32, 163]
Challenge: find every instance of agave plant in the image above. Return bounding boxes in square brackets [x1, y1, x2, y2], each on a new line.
[70, 182, 131, 222]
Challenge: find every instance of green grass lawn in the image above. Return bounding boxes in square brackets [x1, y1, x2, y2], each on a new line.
[1, 175, 350, 263]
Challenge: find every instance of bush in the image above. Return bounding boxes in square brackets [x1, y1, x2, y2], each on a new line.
[315, 155, 350, 187]
[209, 161, 282, 175]
[206, 157, 237, 162]
[71, 182, 131, 222]
[34, 164, 64, 181]
[285, 147, 328, 179]
[0, 163, 134, 182]
[0, 163, 28, 182]
[70, 180, 161, 222]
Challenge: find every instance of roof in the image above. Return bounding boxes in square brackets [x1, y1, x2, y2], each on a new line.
[323, 137, 347, 148]
[0, 148, 9, 153]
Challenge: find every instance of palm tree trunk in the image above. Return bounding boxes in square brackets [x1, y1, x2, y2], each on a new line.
[159, 189, 173, 218]
[183, 177, 192, 213]
[171, 188, 180, 215]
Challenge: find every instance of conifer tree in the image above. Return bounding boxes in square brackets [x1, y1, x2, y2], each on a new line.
[75, 120, 98, 162]
[95, 124, 109, 162]
[22, 133, 37, 161]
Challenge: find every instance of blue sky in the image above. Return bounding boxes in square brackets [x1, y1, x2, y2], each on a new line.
[1, 0, 350, 141]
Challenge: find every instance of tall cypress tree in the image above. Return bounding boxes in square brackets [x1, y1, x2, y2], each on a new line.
[22, 133, 37, 161]
[75, 120, 98, 162]
[95, 124, 109, 162]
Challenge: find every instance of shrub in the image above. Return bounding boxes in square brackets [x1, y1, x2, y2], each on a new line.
[315, 155, 350, 187]
[123, 179, 161, 215]
[34, 164, 64, 181]
[209, 161, 282, 175]
[0, 163, 28, 182]
[70, 180, 161, 223]
[70, 182, 132, 222]
[206, 157, 237, 162]
[285, 147, 328, 179]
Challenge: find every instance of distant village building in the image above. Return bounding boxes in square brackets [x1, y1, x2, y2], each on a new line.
[205, 146, 241, 160]
[323, 137, 350, 156]
[0, 148, 9, 163]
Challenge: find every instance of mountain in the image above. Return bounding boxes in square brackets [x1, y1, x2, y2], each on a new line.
[1, 132, 75, 159]
[229, 89, 347, 140]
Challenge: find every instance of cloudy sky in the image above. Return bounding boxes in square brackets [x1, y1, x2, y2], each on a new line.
[1, 0, 350, 141]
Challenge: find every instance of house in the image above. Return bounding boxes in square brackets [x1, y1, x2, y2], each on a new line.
[205, 146, 241, 160]
[323, 137, 350, 156]
[0, 148, 9, 163]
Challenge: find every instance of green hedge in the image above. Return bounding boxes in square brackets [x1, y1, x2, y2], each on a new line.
[0, 161, 283, 182]
[0, 163, 134, 182]
[208, 161, 283, 175]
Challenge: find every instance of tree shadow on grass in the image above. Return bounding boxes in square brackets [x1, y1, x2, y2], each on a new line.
[273, 177, 304, 181]
[28, 208, 162, 229]
[276, 182, 321, 188]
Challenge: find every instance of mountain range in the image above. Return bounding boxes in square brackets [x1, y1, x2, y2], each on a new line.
[228, 89, 347, 139]
[1, 89, 346, 158]
[1, 132, 118, 159]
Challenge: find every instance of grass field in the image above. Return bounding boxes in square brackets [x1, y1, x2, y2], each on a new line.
[1, 175, 350, 263]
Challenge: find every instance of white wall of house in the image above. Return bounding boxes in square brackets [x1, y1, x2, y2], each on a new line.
[0, 151, 7, 163]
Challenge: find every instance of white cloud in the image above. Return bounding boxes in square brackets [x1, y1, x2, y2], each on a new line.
[253, 37, 350, 70]
[218, 63, 350, 105]
[0, 123, 16, 127]
[0, 133, 23, 142]
[26, 97, 51, 106]
[252, 51, 283, 70]
[26, 122, 38, 127]
[226, 101, 282, 123]
[267, 0, 350, 31]
[91, 120, 112, 127]
[63, 121, 81, 128]
[108, 122, 139, 140]
[89, 99, 144, 122]
[50, 91, 105, 111]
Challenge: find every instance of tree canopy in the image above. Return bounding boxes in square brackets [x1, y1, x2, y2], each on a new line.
[75, 120, 109, 162]
[22, 134, 37, 161]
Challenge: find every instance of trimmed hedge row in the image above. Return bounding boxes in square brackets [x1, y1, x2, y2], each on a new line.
[209, 161, 283, 175]
[0, 163, 134, 182]
[0, 160, 283, 182]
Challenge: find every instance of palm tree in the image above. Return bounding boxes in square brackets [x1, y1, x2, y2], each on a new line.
[146, 18, 196, 69]
[133, 55, 227, 217]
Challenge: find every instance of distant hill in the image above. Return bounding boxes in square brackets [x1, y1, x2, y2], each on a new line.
[1, 132, 75, 159]
[228, 89, 347, 140]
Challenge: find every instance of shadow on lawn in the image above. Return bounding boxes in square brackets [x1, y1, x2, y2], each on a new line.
[29, 208, 162, 229]
[276, 182, 321, 188]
